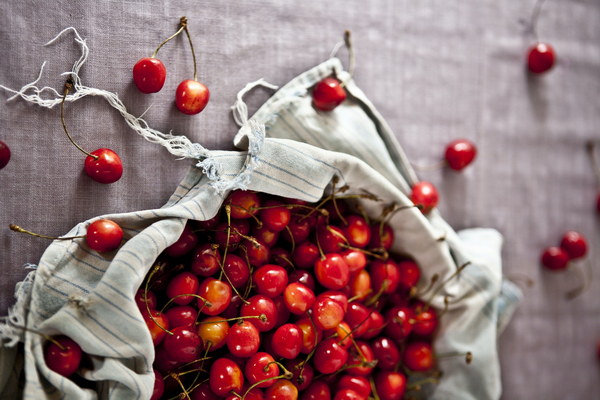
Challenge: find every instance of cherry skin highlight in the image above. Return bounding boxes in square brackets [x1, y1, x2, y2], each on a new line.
[132, 57, 167, 93]
[312, 77, 347, 111]
[175, 79, 210, 115]
[445, 139, 477, 171]
[84, 148, 123, 184]
[86, 219, 123, 253]
[527, 42, 555, 74]
[0, 140, 11, 169]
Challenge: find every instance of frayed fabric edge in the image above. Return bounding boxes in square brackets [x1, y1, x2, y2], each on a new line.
[0, 266, 37, 347]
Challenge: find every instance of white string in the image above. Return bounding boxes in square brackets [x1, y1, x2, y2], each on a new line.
[230, 78, 279, 127]
[0, 27, 210, 160]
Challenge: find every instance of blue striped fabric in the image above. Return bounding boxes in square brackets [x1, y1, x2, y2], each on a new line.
[0, 57, 520, 400]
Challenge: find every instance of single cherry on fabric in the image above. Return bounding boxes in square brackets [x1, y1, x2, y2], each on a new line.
[410, 181, 439, 214]
[86, 219, 123, 252]
[44, 335, 82, 377]
[133, 57, 167, 94]
[445, 139, 477, 171]
[559, 231, 588, 260]
[0, 140, 11, 169]
[312, 77, 347, 111]
[527, 42, 555, 74]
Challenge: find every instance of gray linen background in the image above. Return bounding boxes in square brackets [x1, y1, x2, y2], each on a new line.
[0, 1, 598, 399]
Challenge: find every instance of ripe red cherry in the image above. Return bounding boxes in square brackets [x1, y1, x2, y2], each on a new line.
[244, 239, 270, 267]
[312, 77, 347, 111]
[44, 336, 82, 377]
[293, 241, 320, 269]
[143, 309, 170, 346]
[344, 302, 372, 338]
[302, 380, 331, 400]
[260, 200, 292, 232]
[222, 254, 251, 289]
[228, 190, 261, 219]
[314, 253, 350, 290]
[150, 370, 164, 400]
[385, 306, 414, 342]
[190, 382, 219, 400]
[165, 224, 199, 257]
[84, 148, 123, 184]
[410, 181, 439, 214]
[191, 243, 221, 276]
[272, 323, 303, 359]
[540, 246, 570, 271]
[166, 272, 199, 305]
[346, 341, 375, 376]
[240, 295, 277, 332]
[313, 338, 349, 374]
[349, 270, 371, 300]
[341, 249, 367, 273]
[285, 358, 314, 391]
[197, 278, 232, 315]
[245, 352, 279, 388]
[369, 222, 394, 251]
[175, 79, 210, 115]
[163, 326, 202, 363]
[370, 259, 401, 294]
[559, 231, 588, 260]
[374, 371, 407, 400]
[343, 215, 371, 248]
[312, 297, 345, 330]
[337, 375, 371, 399]
[282, 215, 311, 243]
[361, 310, 385, 339]
[371, 336, 401, 370]
[86, 219, 123, 252]
[197, 316, 229, 350]
[412, 302, 439, 337]
[289, 269, 316, 291]
[334, 389, 362, 400]
[445, 139, 477, 171]
[253, 264, 289, 298]
[132, 57, 167, 93]
[397, 260, 421, 290]
[296, 317, 322, 354]
[403, 341, 435, 372]
[165, 305, 197, 328]
[135, 289, 157, 311]
[265, 379, 299, 400]
[317, 225, 347, 253]
[227, 320, 260, 357]
[283, 282, 316, 314]
[527, 42, 555, 74]
[209, 358, 244, 397]
[0, 140, 11, 169]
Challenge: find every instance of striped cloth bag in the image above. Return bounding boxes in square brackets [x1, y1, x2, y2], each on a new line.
[0, 53, 521, 399]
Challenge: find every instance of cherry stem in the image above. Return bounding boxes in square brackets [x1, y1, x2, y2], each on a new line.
[369, 375, 382, 400]
[407, 376, 440, 391]
[505, 273, 535, 289]
[196, 314, 266, 325]
[565, 259, 593, 300]
[170, 373, 191, 400]
[144, 265, 173, 335]
[9, 324, 66, 351]
[436, 351, 473, 365]
[411, 159, 447, 172]
[151, 17, 187, 58]
[529, 0, 547, 42]
[9, 224, 85, 241]
[586, 141, 600, 188]
[181, 18, 198, 82]
[424, 261, 471, 305]
[160, 293, 212, 313]
[61, 79, 97, 160]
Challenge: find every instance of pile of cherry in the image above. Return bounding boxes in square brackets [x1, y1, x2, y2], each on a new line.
[42, 188, 459, 400]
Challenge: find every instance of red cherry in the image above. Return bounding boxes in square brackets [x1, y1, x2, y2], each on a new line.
[245, 352, 279, 388]
[166, 271, 199, 305]
[342, 215, 371, 248]
[143, 309, 170, 346]
[368, 223, 394, 251]
[44, 336, 82, 377]
[240, 295, 277, 332]
[312, 77, 347, 111]
[86, 219, 123, 252]
[296, 317, 322, 354]
[334, 389, 362, 400]
[412, 302, 439, 337]
[272, 323, 303, 359]
[317, 225, 347, 254]
[191, 243, 222, 276]
[260, 200, 292, 232]
[397, 260, 421, 290]
[314, 253, 350, 290]
[0, 140, 11, 169]
[165, 224, 199, 257]
[345, 341, 375, 376]
[410, 181, 439, 214]
[527, 42, 555, 74]
[223, 253, 251, 288]
[312, 297, 345, 330]
[369, 259, 401, 294]
[215, 220, 249, 250]
[374, 371, 407, 400]
[384, 306, 414, 342]
[344, 302, 372, 338]
[341, 249, 367, 273]
[559, 231, 588, 260]
[84, 148, 123, 184]
[165, 305, 197, 328]
[293, 241, 320, 269]
[265, 379, 298, 400]
[244, 238, 270, 267]
[445, 139, 477, 171]
[209, 358, 244, 397]
[190, 382, 220, 400]
[175, 79, 210, 115]
[371, 336, 401, 370]
[132, 57, 167, 93]
[313, 338, 348, 374]
[289, 269, 316, 291]
[403, 341, 435, 372]
[301, 380, 331, 400]
[253, 264, 289, 298]
[283, 282, 316, 314]
[227, 320, 260, 358]
[150, 370, 164, 400]
[361, 310, 385, 340]
[197, 278, 232, 315]
[135, 289, 157, 311]
[228, 190, 261, 219]
[285, 358, 314, 391]
[282, 215, 312, 244]
[337, 375, 371, 399]
[163, 326, 202, 363]
[540, 246, 570, 271]
[197, 316, 229, 351]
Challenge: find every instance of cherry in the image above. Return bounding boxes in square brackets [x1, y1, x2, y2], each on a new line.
[133, 57, 167, 93]
[272, 323, 303, 359]
[209, 357, 244, 397]
[285, 359, 314, 391]
[312, 296, 345, 330]
[344, 302, 372, 338]
[445, 139, 477, 171]
[368, 222, 394, 251]
[150, 370, 165, 400]
[346, 341, 375, 376]
[260, 200, 292, 232]
[397, 259, 421, 290]
[166, 271, 199, 305]
[289, 269, 316, 291]
[293, 241, 320, 269]
[197, 316, 229, 350]
[175, 79, 210, 115]
[44, 335, 82, 377]
[165, 223, 199, 258]
[559, 231, 588, 260]
[312, 77, 347, 111]
[412, 302, 439, 337]
[410, 181, 439, 214]
[341, 249, 367, 273]
[163, 326, 202, 363]
[253, 264, 289, 298]
[222, 253, 251, 288]
[319, 290, 348, 313]
[342, 215, 371, 248]
[143, 309, 170, 346]
[337, 375, 371, 399]
[197, 278, 232, 315]
[82, 148, 123, 184]
[244, 238, 270, 267]
[154, 346, 181, 374]
[282, 215, 312, 244]
[245, 352, 279, 388]
[313, 338, 349, 374]
[227, 320, 260, 357]
[265, 379, 299, 400]
[165, 305, 197, 328]
[270, 247, 294, 269]
[254, 224, 281, 247]
[135, 289, 157, 311]
[540, 246, 570, 271]
[527, 42, 555, 74]
[296, 317, 322, 354]
[384, 306, 414, 342]
[403, 341, 435, 372]
[317, 225, 347, 254]
[334, 389, 362, 400]
[314, 253, 350, 290]
[272, 296, 291, 326]
[190, 382, 220, 400]
[361, 310, 385, 339]
[374, 371, 407, 400]
[191, 243, 222, 276]
[283, 282, 316, 315]
[240, 295, 277, 332]
[229, 190, 261, 219]
[215, 220, 249, 250]
[86, 219, 123, 252]
[371, 336, 401, 370]
[301, 380, 331, 400]
[0, 140, 11, 169]
[370, 259, 401, 294]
